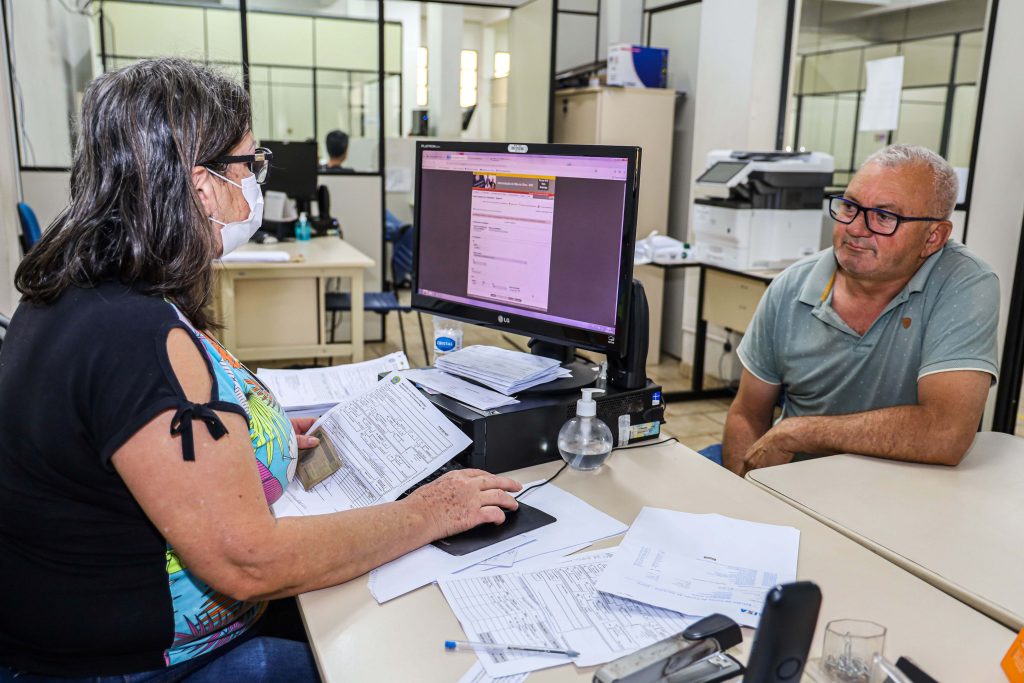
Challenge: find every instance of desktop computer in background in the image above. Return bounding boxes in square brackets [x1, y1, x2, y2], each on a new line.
[261, 139, 319, 239]
[411, 141, 664, 472]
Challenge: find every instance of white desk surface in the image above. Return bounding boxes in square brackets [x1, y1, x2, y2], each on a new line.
[747, 431, 1024, 631]
[297, 442, 1014, 683]
[220, 237, 375, 271]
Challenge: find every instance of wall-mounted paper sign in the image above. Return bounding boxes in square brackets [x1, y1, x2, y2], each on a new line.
[859, 56, 905, 132]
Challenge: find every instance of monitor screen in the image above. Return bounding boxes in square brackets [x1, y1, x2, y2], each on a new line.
[412, 142, 640, 354]
[262, 139, 318, 200]
[696, 160, 749, 184]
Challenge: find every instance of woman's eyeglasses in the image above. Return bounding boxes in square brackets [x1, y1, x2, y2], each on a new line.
[206, 147, 273, 184]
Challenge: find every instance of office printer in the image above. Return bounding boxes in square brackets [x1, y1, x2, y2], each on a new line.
[693, 150, 834, 270]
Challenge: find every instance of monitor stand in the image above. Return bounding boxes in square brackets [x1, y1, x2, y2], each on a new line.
[520, 278, 649, 394]
[521, 340, 599, 394]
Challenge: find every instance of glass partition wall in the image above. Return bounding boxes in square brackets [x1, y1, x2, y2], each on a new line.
[785, 0, 988, 193]
[91, 1, 399, 171]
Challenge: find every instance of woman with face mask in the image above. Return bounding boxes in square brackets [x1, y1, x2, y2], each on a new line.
[0, 58, 520, 682]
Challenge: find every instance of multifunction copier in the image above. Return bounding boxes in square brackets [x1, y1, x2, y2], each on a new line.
[693, 150, 834, 270]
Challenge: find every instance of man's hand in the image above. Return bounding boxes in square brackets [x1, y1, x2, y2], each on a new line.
[406, 469, 522, 539]
[290, 417, 320, 450]
[736, 420, 799, 476]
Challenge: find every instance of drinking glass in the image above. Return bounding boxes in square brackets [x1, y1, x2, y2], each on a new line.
[821, 619, 887, 683]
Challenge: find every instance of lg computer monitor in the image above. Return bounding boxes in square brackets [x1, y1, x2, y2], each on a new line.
[411, 141, 641, 356]
[262, 139, 318, 201]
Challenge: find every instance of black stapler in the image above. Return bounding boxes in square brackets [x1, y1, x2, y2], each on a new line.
[593, 614, 744, 683]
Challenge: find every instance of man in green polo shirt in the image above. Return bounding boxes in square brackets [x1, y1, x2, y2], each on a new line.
[724, 144, 999, 476]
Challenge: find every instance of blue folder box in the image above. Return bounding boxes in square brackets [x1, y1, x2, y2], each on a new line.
[607, 44, 669, 88]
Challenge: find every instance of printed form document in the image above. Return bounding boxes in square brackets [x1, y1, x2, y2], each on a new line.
[272, 372, 469, 517]
[257, 351, 409, 415]
[456, 662, 528, 683]
[439, 550, 694, 678]
[594, 507, 800, 628]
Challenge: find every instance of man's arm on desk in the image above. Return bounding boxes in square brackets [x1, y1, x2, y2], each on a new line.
[723, 370, 781, 474]
[731, 370, 991, 476]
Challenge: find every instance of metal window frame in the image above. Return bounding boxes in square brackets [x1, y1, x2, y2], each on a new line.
[787, 24, 989, 215]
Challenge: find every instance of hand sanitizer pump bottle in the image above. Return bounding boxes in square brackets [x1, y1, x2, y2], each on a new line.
[558, 388, 614, 471]
[295, 211, 312, 241]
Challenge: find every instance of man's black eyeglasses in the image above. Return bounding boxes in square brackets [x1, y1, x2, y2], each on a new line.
[207, 147, 273, 184]
[828, 194, 946, 236]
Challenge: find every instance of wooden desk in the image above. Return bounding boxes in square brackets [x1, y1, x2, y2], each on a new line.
[747, 431, 1024, 631]
[214, 238, 374, 362]
[656, 262, 778, 401]
[297, 442, 1013, 682]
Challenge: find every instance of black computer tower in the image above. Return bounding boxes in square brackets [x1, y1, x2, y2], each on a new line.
[420, 379, 665, 473]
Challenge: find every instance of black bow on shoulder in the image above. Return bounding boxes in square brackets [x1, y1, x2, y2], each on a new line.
[170, 403, 230, 461]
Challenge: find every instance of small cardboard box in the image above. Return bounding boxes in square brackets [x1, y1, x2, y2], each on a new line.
[607, 44, 669, 88]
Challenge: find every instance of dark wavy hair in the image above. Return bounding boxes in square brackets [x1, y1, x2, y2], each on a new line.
[15, 58, 251, 329]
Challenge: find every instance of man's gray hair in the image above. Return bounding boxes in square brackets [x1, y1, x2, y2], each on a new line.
[862, 144, 959, 219]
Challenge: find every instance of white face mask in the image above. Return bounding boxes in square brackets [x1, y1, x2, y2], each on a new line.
[207, 168, 264, 256]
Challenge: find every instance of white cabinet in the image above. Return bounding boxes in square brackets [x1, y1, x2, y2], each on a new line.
[552, 86, 676, 362]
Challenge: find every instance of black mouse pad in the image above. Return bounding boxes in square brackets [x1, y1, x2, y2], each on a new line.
[430, 503, 556, 556]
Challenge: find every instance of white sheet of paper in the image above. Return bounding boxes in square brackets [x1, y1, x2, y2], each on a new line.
[257, 352, 409, 412]
[456, 661, 529, 683]
[859, 56, 904, 132]
[402, 368, 519, 410]
[595, 507, 799, 628]
[385, 167, 413, 193]
[954, 166, 969, 205]
[456, 482, 627, 574]
[272, 373, 470, 517]
[440, 550, 694, 678]
[368, 535, 536, 603]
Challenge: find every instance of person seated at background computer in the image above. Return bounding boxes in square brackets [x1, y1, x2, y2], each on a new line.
[723, 144, 998, 476]
[321, 128, 355, 174]
[0, 58, 520, 682]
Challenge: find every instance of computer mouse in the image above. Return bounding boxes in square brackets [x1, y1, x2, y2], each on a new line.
[263, 235, 279, 244]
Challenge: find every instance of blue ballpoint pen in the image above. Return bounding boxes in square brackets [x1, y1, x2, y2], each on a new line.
[444, 639, 580, 658]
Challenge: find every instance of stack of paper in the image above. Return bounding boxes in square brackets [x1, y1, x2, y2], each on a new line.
[401, 368, 518, 411]
[594, 508, 800, 628]
[435, 346, 570, 395]
[257, 352, 409, 416]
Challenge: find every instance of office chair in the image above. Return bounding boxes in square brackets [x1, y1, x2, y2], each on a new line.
[325, 225, 429, 363]
[17, 202, 42, 252]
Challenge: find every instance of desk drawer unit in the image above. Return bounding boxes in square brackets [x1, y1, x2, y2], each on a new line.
[703, 270, 768, 333]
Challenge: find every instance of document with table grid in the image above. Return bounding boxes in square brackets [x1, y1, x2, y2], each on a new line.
[439, 550, 694, 678]
[272, 372, 470, 517]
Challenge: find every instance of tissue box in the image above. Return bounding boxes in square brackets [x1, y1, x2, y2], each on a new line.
[607, 44, 668, 88]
